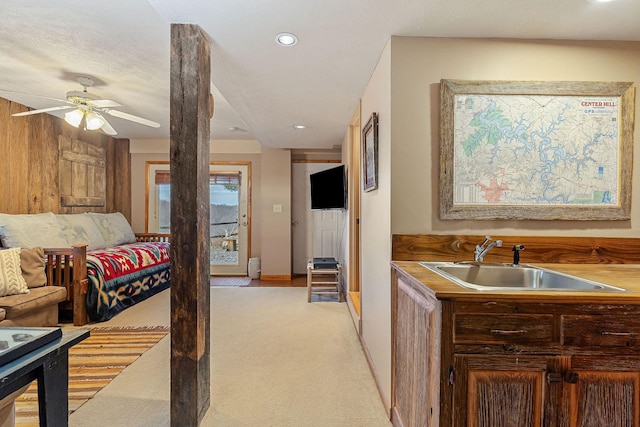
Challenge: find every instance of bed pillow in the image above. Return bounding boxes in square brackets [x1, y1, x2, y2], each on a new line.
[0, 212, 69, 248]
[0, 248, 30, 297]
[20, 247, 47, 288]
[56, 214, 107, 251]
[87, 213, 137, 247]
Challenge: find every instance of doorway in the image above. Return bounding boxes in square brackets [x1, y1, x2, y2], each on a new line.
[291, 161, 345, 275]
[146, 161, 251, 276]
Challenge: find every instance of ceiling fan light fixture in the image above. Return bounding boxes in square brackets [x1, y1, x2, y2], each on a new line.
[12, 77, 159, 135]
[64, 109, 84, 128]
[276, 32, 298, 46]
[85, 112, 105, 130]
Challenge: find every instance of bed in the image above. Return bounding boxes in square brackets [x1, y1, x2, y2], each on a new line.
[0, 212, 170, 326]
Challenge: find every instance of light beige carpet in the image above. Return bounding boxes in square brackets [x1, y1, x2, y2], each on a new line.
[67, 287, 391, 427]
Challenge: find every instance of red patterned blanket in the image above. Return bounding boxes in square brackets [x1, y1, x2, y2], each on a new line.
[85, 241, 170, 321]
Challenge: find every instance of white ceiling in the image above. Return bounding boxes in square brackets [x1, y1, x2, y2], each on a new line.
[0, 0, 638, 149]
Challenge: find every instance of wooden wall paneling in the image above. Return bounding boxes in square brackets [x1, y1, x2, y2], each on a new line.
[6, 101, 18, 212]
[0, 99, 10, 212]
[27, 114, 44, 213]
[58, 134, 73, 214]
[41, 118, 60, 213]
[104, 138, 131, 219]
[105, 138, 116, 214]
[115, 139, 131, 220]
[0, 96, 130, 216]
[8, 101, 29, 213]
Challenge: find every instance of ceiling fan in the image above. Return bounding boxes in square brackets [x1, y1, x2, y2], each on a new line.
[7, 76, 160, 136]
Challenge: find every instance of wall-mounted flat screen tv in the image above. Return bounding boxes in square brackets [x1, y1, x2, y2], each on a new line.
[310, 165, 347, 210]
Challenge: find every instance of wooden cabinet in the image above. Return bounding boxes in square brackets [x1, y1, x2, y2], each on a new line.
[392, 276, 441, 427]
[453, 355, 640, 427]
[391, 267, 640, 427]
[453, 355, 552, 427]
[564, 357, 640, 427]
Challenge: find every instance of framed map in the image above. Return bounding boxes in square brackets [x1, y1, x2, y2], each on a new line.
[439, 79, 635, 220]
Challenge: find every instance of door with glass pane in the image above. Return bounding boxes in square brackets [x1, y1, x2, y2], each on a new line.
[147, 162, 250, 276]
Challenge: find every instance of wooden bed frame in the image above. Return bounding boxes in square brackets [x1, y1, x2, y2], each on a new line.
[44, 233, 170, 326]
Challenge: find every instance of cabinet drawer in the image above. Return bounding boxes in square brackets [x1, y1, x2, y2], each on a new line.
[562, 315, 640, 348]
[454, 314, 554, 345]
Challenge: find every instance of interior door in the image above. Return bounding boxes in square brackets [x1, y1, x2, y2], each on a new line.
[146, 162, 250, 276]
[292, 162, 344, 275]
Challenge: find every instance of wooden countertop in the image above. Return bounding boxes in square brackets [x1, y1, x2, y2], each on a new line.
[392, 261, 640, 304]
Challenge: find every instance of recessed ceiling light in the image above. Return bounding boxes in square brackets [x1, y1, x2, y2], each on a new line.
[292, 124, 306, 130]
[586, 0, 617, 3]
[276, 32, 298, 47]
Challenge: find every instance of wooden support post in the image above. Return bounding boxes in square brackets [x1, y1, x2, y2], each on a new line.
[169, 24, 212, 426]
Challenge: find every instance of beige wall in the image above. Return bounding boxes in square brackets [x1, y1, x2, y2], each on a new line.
[360, 39, 392, 409]
[129, 139, 292, 277]
[391, 37, 640, 236]
[358, 36, 640, 411]
[259, 148, 292, 277]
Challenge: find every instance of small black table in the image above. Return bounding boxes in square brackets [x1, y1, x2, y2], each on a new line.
[0, 328, 89, 426]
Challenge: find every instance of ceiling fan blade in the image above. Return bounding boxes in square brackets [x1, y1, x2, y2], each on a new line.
[0, 89, 71, 105]
[102, 109, 160, 128]
[12, 105, 75, 117]
[93, 112, 117, 136]
[89, 99, 122, 108]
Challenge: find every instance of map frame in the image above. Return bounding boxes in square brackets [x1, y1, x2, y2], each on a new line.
[439, 79, 635, 220]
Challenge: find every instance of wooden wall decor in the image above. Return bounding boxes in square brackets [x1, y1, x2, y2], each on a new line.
[58, 135, 106, 208]
[0, 97, 131, 219]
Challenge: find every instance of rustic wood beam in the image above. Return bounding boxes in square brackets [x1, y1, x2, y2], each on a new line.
[170, 23, 212, 425]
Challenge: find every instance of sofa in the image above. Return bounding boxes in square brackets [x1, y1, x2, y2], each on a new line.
[0, 212, 170, 326]
[0, 246, 66, 327]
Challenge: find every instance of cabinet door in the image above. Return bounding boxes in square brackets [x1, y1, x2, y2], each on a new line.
[453, 355, 559, 427]
[566, 357, 640, 427]
[393, 277, 441, 427]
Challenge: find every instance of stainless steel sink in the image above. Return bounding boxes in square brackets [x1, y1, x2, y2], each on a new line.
[419, 261, 626, 292]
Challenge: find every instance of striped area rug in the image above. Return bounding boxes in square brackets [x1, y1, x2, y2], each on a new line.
[15, 326, 170, 426]
[210, 276, 252, 287]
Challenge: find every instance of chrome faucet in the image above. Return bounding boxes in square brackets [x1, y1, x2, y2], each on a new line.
[474, 236, 503, 262]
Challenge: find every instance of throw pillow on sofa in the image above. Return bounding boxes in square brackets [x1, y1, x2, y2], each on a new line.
[0, 248, 30, 297]
[87, 212, 137, 247]
[56, 214, 107, 251]
[0, 212, 69, 248]
[20, 247, 47, 288]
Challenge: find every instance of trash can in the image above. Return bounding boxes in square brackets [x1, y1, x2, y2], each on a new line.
[248, 257, 261, 279]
